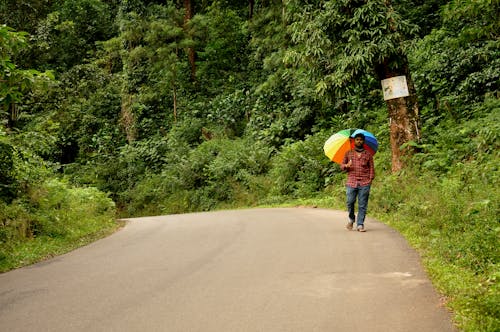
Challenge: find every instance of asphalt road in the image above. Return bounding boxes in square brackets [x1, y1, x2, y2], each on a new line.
[0, 208, 457, 331]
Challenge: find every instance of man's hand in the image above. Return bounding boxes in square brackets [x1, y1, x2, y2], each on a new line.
[346, 159, 352, 168]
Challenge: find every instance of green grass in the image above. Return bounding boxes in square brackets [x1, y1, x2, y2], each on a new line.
[0, 223, 122, 272]
[365, 169, 498, 332]
[0, 179, 122, 273]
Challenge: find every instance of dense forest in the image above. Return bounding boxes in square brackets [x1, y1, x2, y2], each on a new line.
[0, 0, 498, 330]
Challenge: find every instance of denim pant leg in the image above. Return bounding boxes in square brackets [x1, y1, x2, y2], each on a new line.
[356, 185, 371, 226]
[346, 186, 358, 222]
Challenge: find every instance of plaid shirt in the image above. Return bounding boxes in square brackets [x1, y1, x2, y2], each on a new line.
[340, 149, 375, 187]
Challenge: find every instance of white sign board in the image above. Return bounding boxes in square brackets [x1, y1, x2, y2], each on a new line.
[381, 75, 410, 100]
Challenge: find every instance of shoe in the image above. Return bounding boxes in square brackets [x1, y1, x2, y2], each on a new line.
[346, 221, 354, 230]
[357, 225, 366, 232]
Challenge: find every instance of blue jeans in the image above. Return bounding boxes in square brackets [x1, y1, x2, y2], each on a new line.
[346, 185, 371, 226]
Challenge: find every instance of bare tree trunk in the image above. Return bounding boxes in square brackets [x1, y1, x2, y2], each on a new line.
[172, 45, 179, 123]
[6, 103, 18, 130]
[121, 94, 137, 143]
[282, 0, 286, 23]
[184, 0, 196, 82]
[172, 83, 177, 123]
[386, 87, 420, 172]
[249, 0, 254, 19]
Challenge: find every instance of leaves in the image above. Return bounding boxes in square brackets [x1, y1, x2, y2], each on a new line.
[410, 0, 500, 119]
[284, 0, 418, 97]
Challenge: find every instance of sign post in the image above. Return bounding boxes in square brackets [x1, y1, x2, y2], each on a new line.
[381, 76, 410, 100]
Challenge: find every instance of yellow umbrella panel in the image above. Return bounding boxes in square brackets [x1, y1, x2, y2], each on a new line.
[323, 129, 353, 164]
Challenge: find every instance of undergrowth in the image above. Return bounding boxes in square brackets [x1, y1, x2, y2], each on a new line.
[370, 162, 499, 331]
[0, 179, 119, 272]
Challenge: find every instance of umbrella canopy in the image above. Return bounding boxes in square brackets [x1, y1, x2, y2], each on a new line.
[323, 128, 378, 164]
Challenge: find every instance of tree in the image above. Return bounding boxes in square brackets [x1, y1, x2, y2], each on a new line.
[392, 0, 449, 37]
[249, 0, 254, 18]
[0, 0, 51, 34]
[245, 0, 326, 145]
[30, 0, 115, 72]
[117, 2, 193, 138]
[410, 0, 499, 120]
[372, 1, 421, 172]
[0, 26, 53, 131]
[195, 4, 249, 96]
[284, 0, 421, 172]
[184, 0, 197, 81]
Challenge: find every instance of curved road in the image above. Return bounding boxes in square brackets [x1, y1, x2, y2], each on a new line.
[0, 208, 456, 331]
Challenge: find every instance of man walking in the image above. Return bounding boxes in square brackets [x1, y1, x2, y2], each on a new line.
[340, 133, 375, 232]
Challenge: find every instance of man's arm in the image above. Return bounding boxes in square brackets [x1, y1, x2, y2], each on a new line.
[369, 155, 375, 181]
[340, 151, 351, 171]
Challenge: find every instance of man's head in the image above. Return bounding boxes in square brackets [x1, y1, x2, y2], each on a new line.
[353, 133, 365, 149]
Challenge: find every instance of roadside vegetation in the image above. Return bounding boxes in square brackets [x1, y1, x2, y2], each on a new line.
[0, 0, 498, 331]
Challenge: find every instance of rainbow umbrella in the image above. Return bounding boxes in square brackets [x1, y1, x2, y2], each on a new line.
[323, 128, 378, 164]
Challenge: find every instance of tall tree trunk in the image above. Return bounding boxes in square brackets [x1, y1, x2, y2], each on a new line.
[281, 0, 287, 24]
[249, 0, 254, 19]
[376, 57, 420, 172]
[184, 0, 196, 82]
[6, 103, 18, 130]
[376, 0, 421, 172]
[173, 82, 178, 123]
[121, 94, 137, 143]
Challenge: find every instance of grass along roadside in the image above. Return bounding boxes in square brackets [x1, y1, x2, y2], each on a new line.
[368, 170, 499, 332]
[0, 221, 123, 273]
[378, 211, 499, 332]
[0, 180, 122, 273]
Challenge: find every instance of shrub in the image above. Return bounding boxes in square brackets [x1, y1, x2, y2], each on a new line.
[371, 158, 499, 331]
[0, 142, 17, 202]
[26, 179, 115, 238]
[0, 178, 116, 271]
[269, 131, 339, 196]
[122, 137, 274, 216]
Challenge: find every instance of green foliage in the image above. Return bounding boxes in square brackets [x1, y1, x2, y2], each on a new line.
[414, 99, 499, 174]
[269, 131, 338, 196]
[0, 0, 52, 33]
[31, 0, 115, 71]
[0, 25, 28, 57]
[410, 0, 499, 119]
[21, 62, 124, 164]
[441, 0, 499, 41]
[195, 4, 249, 95]
[392, 0, 448, 37]
[0, 179, 117, 272]
[123, 137, 274, 216]
[0, 141, 16, 202]
[116, 2, 193, 130]
[245, 83, 322, 146]
[202, 89, 250, 137]
[284, 0, 418, 97]
[28, 179, 115, 237]
[371, 161, 499, 331]
[246, 1, 333, 142]
[0, 201, 31, 250]
[0, 25, 54, 128]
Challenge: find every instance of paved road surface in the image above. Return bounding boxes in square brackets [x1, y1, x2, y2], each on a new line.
[0, 208, 456, 331]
